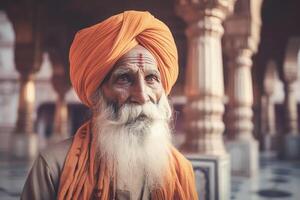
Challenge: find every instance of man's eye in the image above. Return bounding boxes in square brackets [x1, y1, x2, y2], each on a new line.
[116, 74, 131, 84]
[145, 74, 159, 83]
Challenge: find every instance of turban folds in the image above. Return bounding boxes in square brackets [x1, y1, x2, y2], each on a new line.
[70, 10, 178, 107]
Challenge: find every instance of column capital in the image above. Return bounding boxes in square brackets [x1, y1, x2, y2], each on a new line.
[223, 0, 263, 54]
[49, 49, 71, 99]
[263, 60, 277, 96]
[176, 0, 235, 38]
[6, 0, 45, 77]
[51, 66, 71, 99]
[283, 64, 299, 84]
[223, 35, 257, 57]
[175, 0, 235, 22]
[283, 69, 298, 84]
[14, 42, 43, 76]
[283, 38, 300, 83]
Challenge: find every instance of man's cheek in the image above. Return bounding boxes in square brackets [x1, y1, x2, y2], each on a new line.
[115, 91, 130, 107]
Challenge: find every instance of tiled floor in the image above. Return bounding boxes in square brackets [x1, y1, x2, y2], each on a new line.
[0, 143, 299, 199]
[0, 152, 31, 200]
[231, 156, 300, 200]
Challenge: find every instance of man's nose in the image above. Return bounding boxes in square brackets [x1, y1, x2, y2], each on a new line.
[130, 78, 150, 105]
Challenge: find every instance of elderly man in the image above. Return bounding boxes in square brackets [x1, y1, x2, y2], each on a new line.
[21, 11, 198, 200]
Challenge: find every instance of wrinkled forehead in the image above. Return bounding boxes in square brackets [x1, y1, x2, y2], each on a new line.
[101, 45, 160, 84]
[115, 45, 158, 68]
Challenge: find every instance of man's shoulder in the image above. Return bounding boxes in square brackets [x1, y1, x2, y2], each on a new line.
[39, 137, 73, 174]
[170, 146, 193, 170]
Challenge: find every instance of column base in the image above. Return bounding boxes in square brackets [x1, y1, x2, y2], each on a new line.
[226, 139, 259, 177]
[262, 134, 279, 159]
[284, 134, 300, 159]
[11, 133, 38, 159]
[186, 153, 230, 200]
[263, 134, 279, 151]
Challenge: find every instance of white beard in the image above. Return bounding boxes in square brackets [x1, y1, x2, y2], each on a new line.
[92, 93, 172, 197]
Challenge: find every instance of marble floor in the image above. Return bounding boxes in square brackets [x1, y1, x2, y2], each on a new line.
[231, 156, 300, 200]
[0, 141, 299, 199]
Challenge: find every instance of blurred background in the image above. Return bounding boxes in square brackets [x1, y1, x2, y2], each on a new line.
[0, 0, 300, 199]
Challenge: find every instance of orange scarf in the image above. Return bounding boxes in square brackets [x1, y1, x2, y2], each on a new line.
[57, 121, 198, 199]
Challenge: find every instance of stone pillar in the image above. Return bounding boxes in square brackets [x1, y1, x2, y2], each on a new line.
[6, 2, 44, 158]
[284, 84, 298, 135]
[226, 49, 255, 141]
[224, 45, 259, 177]
[261, 60, 277, 153]
[282, 37, 300, 159]
[283, 73, 300, 159]
[223, 0, 262, 177]
[13, 73, 36, 157]
[12, 43, 42, 159]
[46, 25, 72, 143]
[175, 1, 235, 199]
[50, 66, 70, 142]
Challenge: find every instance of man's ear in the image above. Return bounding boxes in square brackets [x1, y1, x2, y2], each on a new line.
[90, 88, 102, 107]
[101, 73, 111, 85]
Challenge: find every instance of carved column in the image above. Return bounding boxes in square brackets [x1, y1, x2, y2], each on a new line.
[223, 0, 262, 176]
[282, 43, 300, 158]
[283, 57, 300, 159]
[224, 41, 259, 176]
[46, 20, 72, 142]
[262, 60, 277, 152]
[176, 0, 234, 155]
[283, 80, 300, 159]
[15, 73, 35, 135]
[175, 1, 234, 199]
[50, 65, 70, 142]
[6, 2, 44, 158]
[284, 84, 298, 136]
[226, 48, 254, 141]
[12, 43, 42, 158]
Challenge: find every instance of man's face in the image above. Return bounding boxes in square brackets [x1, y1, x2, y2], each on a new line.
[94, 47, 171, 191]
[101, 45, 164, 108]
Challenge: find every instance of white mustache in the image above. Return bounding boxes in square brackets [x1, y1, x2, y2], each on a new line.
[116, 102, 162, 125]
[94, 93, 172, 128]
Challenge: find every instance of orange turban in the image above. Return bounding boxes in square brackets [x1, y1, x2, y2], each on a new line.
[70, 10, 178, 107]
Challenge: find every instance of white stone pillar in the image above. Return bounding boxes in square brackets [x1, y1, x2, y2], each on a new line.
[283, 82, 300, 159]
[262, 60, 277, 152]
[175, 1, 235, 199]
[224, 44, 259, 177]
[7, 3, 43, 159]
[284, 83, 298, 135]
[13, 73, 39, 158]
[12, 44, 42, 159]
[50, 65, 70, 143]
[226, 49, 255, 141]
[52, 94, 69, 141]
[282, 38, 300, 159]
[223, 0, 263, 177]
[46, 35, 72, 142]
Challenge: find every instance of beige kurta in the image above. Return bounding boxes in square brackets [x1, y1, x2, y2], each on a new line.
[21, 138, 148, 200]
[21, 138, 72, 200]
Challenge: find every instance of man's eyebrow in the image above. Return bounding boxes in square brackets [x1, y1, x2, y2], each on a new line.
[111, 68, 133, 76]
[145, 69, 161, 77]
[111, 66, 160, 79]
